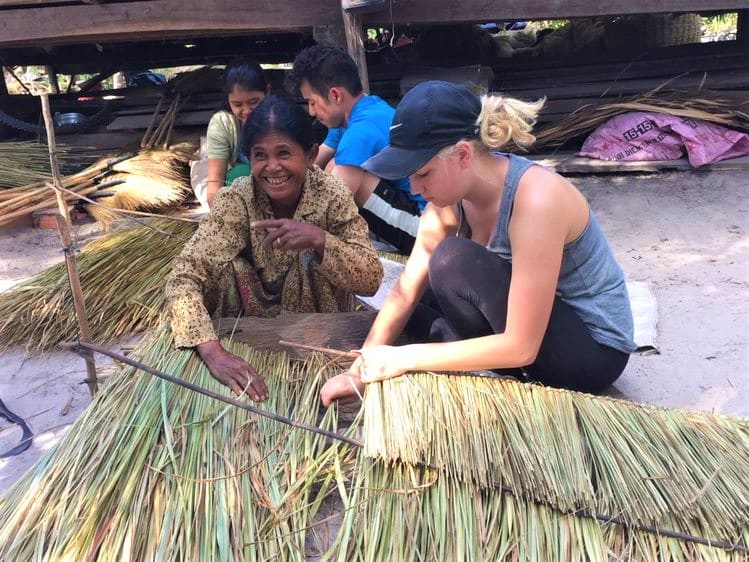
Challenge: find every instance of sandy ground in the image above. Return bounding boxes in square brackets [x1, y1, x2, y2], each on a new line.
[0, 168, 747, 496]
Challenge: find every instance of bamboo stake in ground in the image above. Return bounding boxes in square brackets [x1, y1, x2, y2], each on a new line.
[40, 94, 98, 396]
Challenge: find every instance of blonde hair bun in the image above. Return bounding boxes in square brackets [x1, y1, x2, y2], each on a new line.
[477, 95, 545, 151]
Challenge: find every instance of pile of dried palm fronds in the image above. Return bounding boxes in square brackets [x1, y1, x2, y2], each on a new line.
[350, 374, 749, 560]
[0, 219, 196, 351]
[0, 330, 358, 560]
[533, 88, 749, 150]
[0, 141, 101, 189]
[0, 143, 197, 228]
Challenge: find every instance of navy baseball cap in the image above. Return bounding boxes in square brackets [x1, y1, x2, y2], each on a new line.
[363, 80, 482, 180]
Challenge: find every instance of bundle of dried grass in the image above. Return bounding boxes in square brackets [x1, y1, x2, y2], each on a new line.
[0, 141, 87, 189]
[0, 142, 196, 228]
[345, 459, 749, 561]
[84, 146, 197, 226]
[0, 219, 196, 351]
[0, 155, 118, 227]
[0, 330, 358, 560]
[533, 88, 749, 151]
[350, 374, 749, 560]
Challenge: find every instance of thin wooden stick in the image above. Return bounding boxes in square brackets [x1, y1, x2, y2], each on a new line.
[40, 94, 98, 397]
[162, 93, 183, 149]
[278, 340, 509, 380]
[140, 95, 164, 148]
[278, 340, 359, 358]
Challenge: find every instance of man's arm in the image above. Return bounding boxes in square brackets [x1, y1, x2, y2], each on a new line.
[315, 143, 336, 169]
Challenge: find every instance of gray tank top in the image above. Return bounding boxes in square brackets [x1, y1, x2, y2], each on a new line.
[459, 153, 636, 353]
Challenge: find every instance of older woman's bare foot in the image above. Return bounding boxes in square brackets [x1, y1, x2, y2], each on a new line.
[320, 372, 366, 407]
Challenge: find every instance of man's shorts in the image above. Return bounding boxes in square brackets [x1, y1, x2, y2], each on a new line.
[360, 179, 421, 255]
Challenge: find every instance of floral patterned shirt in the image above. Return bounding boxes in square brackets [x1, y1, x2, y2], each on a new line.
[166, 166, 383, 348]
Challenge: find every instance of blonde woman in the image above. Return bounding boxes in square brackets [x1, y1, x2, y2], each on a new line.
[321, 80, 635, 406]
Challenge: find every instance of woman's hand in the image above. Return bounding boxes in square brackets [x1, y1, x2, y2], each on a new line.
[320, 369, 365, 407]
[197, 340, 269, 401]
[251, 219, 326, 255]
[319, 346, 413, 407]
[356, 345, 412, 383]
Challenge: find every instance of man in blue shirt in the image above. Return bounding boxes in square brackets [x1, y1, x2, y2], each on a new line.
[288, 45, 424, 254]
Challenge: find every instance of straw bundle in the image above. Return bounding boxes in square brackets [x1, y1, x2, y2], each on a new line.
[0, 219, 196, 351]
[83, 146, 196, 226]
[345, 459, 748, 561]
[355, 374, 748, 559]
[0, 330, 359, 560]
[0, 141, 94, 189]
[533, 89, 749, 151]
[0, 155, 118, 227]
[0, 143, 197, 228]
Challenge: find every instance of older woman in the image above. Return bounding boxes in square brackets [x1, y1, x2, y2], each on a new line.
[167, 95, 383, 402]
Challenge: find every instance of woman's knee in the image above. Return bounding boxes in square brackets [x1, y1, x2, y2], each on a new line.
[429, 237, 483, 281]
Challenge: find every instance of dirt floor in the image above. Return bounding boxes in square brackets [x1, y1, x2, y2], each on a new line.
[0, 168, 747, 495]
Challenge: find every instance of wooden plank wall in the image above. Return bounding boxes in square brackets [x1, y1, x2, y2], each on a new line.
[0, 0, 342, 47]
[0, 0, 745, 48]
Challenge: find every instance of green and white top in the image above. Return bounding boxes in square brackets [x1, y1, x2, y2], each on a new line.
[206, 110, 241, 168]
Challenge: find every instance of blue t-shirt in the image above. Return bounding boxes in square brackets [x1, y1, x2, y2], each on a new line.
[323, 96, 425, 210]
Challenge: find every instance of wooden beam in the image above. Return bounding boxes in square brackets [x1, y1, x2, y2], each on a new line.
[45, 65, 59, 94]
[364, 1, 747, 25]
[0, 0, 72, 5]
[528, 152, 749, 174]
[0, 0, 341, 48]
[313, 23, 346, 46]
[214, 311, 379, 357]
[739, 10, 749, 44]
[342, 4, 370, 93]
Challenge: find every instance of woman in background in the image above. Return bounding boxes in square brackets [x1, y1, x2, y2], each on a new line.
[205, 59, 270, 207]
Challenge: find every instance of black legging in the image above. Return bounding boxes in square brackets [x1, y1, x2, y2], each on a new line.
[405, 237, 629, 393]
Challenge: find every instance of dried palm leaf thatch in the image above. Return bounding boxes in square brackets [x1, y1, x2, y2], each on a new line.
[343, 459, 748, 562]
[0, 141, 86, 189]
[0, 219, 196, 351]
[0, 330, 359, 561]
[84, 147, 196, 226]
[533, 88, 749, 151]
[358, 374, 749, 559]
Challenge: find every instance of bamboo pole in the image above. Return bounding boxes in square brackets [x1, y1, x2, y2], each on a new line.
[40, 94, 98, 397]
[161, 93, 183, 149]
[341, 4, 369, 93]
[140, 95, 164, 148]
